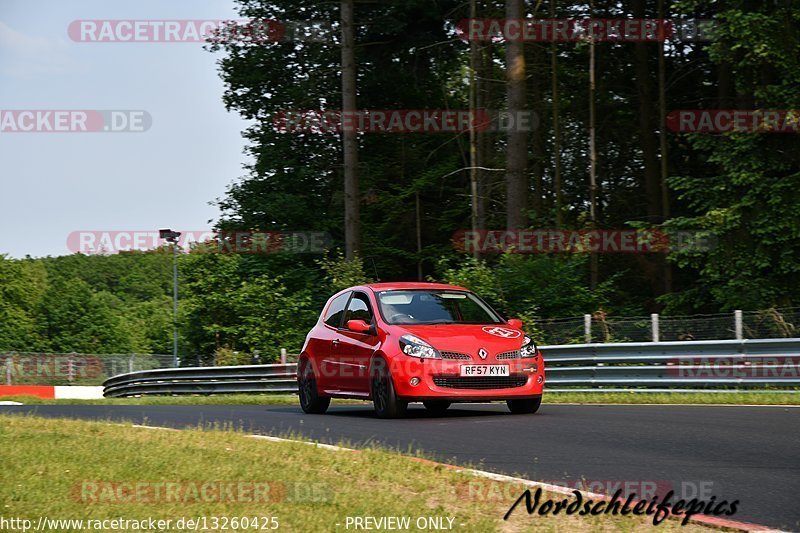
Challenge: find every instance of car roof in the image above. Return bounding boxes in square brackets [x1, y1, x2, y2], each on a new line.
[361, 282, 469, 292]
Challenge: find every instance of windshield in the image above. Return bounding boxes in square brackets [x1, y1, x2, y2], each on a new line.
[376, 290, 504, 325]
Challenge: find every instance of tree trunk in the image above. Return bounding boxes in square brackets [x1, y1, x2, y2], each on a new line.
[505, 0, 528, 229]
[657, 0, 670, 222]
[632, 0, 661, 223]
[589, 1, 598, 290]
[551, 0, 563, 228]
[530, 42, 545, 220]
[477, 44, 491, 230]
[717, 61, 733, 108]
[341, 0, 360, 259]
[657, 0, 672, 295]
[469, 0, 480, 255]
[632, 0, 664, 299]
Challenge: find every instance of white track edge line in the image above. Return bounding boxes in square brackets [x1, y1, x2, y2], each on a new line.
[248, 434, 354, 452]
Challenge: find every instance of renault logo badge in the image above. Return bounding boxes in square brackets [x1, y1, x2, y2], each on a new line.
[478, 348, 488, 360]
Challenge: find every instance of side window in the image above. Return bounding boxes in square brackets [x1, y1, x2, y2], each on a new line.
[344, 292, 373, 326]
[323, 292, 350, 328]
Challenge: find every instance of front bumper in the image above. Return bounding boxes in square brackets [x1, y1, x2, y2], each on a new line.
[389, 355, 545, 401]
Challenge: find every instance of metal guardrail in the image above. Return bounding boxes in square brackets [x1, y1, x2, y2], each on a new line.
[543, 338, 800, 391]
[103, 338, 800, 397]
[103, 364, 297, 397]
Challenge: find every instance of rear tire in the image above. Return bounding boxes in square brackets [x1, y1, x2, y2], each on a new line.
[371, 360, 407, 419]
[298, 361, 330, 414]
[423, 400, 451, 415]
[507, 397, 542, 414]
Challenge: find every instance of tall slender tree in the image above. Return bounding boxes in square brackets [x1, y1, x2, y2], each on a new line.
[550, 0, 563, 228]
[505, 0, 528, 229]
[469, 0, 480, 249]
[341, 0, 360, 259]
[657, 0, 672, 294]
[588, 1, 598, 290]
[632, 0, 662, 223]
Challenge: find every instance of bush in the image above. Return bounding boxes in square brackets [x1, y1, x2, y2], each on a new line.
[213, 347, 253, 366]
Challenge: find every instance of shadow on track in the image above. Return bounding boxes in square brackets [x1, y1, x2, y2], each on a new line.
[270, 403, 516, 420]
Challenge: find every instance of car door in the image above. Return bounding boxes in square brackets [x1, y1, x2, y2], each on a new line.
[337, 291, 379, 394]
[317, 291, 350, 392]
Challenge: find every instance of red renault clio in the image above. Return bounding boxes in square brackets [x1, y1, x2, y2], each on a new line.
[297, 282, 544, 418]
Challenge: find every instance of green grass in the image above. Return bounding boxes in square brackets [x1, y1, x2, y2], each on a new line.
[3, 390, 798, 406]
[0, 414, 716, 532]
[545, 390, 800, 405]
[0, 394, 305, 405]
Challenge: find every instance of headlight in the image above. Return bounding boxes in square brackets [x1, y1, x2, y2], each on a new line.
[399, 334, 440, 359]
[520, 335, 538, 358]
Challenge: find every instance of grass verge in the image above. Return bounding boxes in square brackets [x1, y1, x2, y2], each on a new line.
[0, 394, 306, 405]
[543, 391, 800, 405]
[2, 390, 798, 406]
[0, 414, 717, 532]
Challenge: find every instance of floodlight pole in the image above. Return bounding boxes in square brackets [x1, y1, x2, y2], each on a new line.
[172, 242, 179, 367]
[161, 229, 182, 368]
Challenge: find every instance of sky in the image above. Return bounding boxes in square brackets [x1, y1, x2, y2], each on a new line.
[0, 0, 254, 258]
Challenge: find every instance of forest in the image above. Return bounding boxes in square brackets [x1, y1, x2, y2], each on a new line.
[1, 0, 798, 361]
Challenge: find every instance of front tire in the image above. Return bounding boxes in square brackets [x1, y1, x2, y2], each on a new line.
[371, 359, 407, 419]
[298, 361, 330, 414]
[507, 397, 542, 414]
[423, 400, 451, 415]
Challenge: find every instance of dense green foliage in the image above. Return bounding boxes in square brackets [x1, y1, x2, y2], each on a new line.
[206, 0, 800, 313]
[0, 251, 363, 361]
[0, 249, 618, 359]
[664, 1, 800, 311]
[0, 253, 173, 355]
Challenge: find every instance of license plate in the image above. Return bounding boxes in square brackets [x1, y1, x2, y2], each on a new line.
[460, 365, 509, 376]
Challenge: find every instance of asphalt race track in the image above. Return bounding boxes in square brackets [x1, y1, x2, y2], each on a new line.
[2, 403, 798, 530]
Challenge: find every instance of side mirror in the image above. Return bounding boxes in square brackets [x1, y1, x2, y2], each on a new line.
[346, 319, 372, 334]
[507, 318, 523, 329]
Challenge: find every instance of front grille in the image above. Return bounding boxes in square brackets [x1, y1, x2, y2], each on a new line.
[433, 375, 528, 389]
[496, 350, 520, 360]
[440, 351, 471, 360]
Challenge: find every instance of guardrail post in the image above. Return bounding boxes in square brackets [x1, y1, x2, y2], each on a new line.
[734, 310, 743, 340]
[6, 356, 12, 386]
[651, 313, 659, 342]
[584, 314, 592, 343]
[280, 348, 287, 365]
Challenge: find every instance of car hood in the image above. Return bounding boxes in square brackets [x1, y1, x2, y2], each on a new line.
[398, 324, 526, 354]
